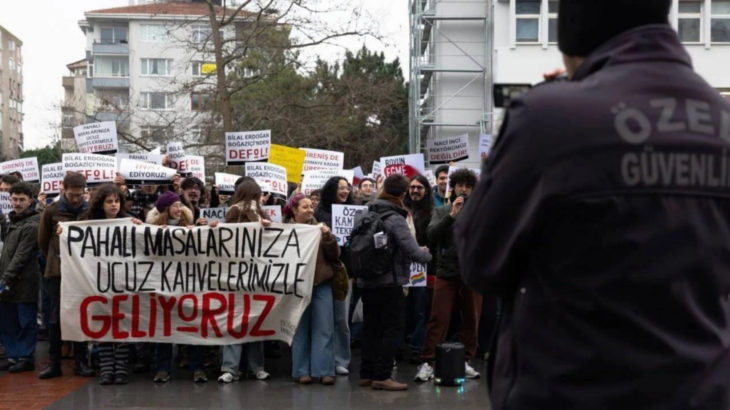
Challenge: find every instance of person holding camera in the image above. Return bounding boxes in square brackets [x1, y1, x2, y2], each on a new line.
[415, 168, 481, 382]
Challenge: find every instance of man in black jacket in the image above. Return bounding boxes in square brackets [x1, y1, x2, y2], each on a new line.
[456, 0, 730, 408]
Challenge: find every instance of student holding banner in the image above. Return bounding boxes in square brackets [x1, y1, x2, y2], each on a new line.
[284, 194, 339, 385]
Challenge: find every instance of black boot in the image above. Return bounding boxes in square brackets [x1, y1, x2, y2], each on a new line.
[74, 360, 95, 377]
[39, 363, 63, 379]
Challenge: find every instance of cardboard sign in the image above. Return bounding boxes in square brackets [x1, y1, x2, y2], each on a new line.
[201, 207, 228, 223]
[371, 161, 382, 178]
[406, 262, 427, 287]
[0, 192, 11, 215]
[73, 121, 118, 154]
[166, 142, 186, 170]
[479, 134, 493, 159]
[269, 144, 306, 183]
[215, 172, 240, 195]
[301, 148, 344, 172]
[427, 134, 470, 164]
[62, 153, 116, 186]
[115, 153, 164, 168]
[41, 163, 64, 197]
[300, 169, 355, 196]
[226, 130, 271, 165]
[245, 163, 288, 197]
[445, 166, 482, 197]
[331, 204, 367, 245]
[59, 219, 321, 345]
[119, 159, 177, 186]
[262, 205, 282, 223]
[183, 155, 206, 182]
[380, 153, 426, 178]
[0, 157, 40, 182]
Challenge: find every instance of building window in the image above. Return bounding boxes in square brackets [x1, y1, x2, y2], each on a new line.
[100, 27, 128, 44]
[191, 92, 212, 110]
[547, 0, 558, 43]
[140, 125, 172, 140]
[141, 58, 173, 76]
[516, 0, 541, 42]
[139, 92, 170, 110]
[192, 25, 212, 43]
[678, 0, 703, 43]
[8, 40, 14, 51]
[192, 61, 217, 76]
[8, 58, 14, 72]
[95, 56, 129, 77]
[141, 25, 168, 42]
[712, 0, 730, 42]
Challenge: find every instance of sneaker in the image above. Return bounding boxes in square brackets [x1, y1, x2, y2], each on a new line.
[371, 378, 408, 391]
[297, 375, 312, 384]
[193, 369, 208, 383]
[0, 359, 15, 371]
[254, 369, 270, 380]
[153, 370, 170, 383]
[114, 374, 129, 385]
[335, 366, 349, 376]
[321, 376, 335, 385]
[217, 372, 239, 383]
[465, 361, 480, 379]
[9, 360, 35, 373]
[99, 373, 115, 385]
[414, 362, 433, 382]
[38, 364, 62, 379]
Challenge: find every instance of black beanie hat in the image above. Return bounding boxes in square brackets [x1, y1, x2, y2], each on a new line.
[383, 174, 410, 197]
[558, 0, 671, 56]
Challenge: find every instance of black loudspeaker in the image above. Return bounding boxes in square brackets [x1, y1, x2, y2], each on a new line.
[434, 342, 465, 386]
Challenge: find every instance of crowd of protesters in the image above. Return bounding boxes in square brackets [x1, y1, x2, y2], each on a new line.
[0, 159, 493, 392]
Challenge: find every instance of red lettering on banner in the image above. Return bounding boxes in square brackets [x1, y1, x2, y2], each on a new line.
[111, 295, 129, 339]
[131, 294, 146, 338]
[227, 294, 250, 338]
[201, 293, 227, 338]
[149, 294, 157, 337]
[250, 295, 276, 336]
[158, 296, 177, 336]
[80, 296, 111, 338]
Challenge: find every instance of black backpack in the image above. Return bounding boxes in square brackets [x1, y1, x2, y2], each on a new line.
[346, 208, 397, 279]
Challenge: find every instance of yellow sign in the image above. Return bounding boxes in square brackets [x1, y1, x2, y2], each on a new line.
[201, 63, 217, 74]
[269, 144, 306, 183]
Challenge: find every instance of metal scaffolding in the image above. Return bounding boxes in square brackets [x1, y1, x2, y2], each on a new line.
[409, 0, 492, 164]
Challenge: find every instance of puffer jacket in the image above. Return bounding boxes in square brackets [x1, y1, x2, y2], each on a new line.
[38, 196, 87, 279]
[426, 204, 460, 280]
[357, 199, 432, 288]
[0, 210, 41, 303]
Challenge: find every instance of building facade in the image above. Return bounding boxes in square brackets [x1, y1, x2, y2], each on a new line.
[61, 59, 89, 152]
[0, 26, 23, 160]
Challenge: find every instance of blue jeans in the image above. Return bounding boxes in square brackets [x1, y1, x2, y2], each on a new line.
[406, 287, 427, 353]
[334, 294, 351, 368]
[0, 302, 38, 362]
[292, 281, 335, 378]
[221, 342, 265, 375]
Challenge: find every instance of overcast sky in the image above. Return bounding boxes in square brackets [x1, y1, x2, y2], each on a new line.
[1, 0, 409, 151]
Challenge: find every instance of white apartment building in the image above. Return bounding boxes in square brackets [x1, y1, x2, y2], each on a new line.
[0, 26, 23, 160]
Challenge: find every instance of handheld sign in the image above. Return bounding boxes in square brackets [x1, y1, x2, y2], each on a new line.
[201, 207, 227, 224]
[215, 172, 240, 195]
[115, 153, 164, 168]
[380, 153, 425, 178]
[184, 155, 206, 182]
[0, 157, 41, 182]
[73, 121, 118, 154]
[351, 166, 365, 187]
[62, 153, 116, 186]
[245, 163, 288, 197]
[226, 130, 271, 165]
[427, 133, 470, 164]
[41, 163, 64, 197]
[262, 205, 282, 223]
[166, 142, 185, 171]
[301, 148, 344, 172]
[331, 204, 367, 245]
[406, 263, 427, 287]
[119, 159, 177, 186]
[269, 144, 306, 183]
[479, 134, 493, 159]
[300, 169, 355, 196]
[371, 161, 382, 178]
[0, 192, 11, 215]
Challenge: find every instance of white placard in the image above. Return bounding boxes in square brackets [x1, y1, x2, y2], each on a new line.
[73, 121, 118, 154]
[215, 172, 240, 195]
[406, 262, 427, 287]
[119, 159, 177, 186]
[479, 134, 493, 159]
[262, 205, 283, 223]
[301, 148, 345, 172]
[0, 192, 11, 215]
[201, 207, 228, 223]
[226, 130, 271, 165]
[183, 155, 205, 181]
[245, 163, 288, 197]
[371, 161, 382, 178]
[331, 204, 367, 246]
[115, 152, 164, 168]
[62, 153, 116, 186]
[167, 142, 186, 171]
[41, 163, 64, 196]
[300, 169, 355, 196]
[424, 169, 436, 187]
[427, 133, 469, 164]
[380, 153, 426, 178]
[0, 157, 40, 182]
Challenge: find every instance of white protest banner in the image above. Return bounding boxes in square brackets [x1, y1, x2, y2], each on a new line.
[0, 157, 40, 182]
[0, 192, 11, 215]
[119, 159, 177, 186]
[41, 163, 64, 197]
[300, 169, 355, 196]
[380, 153, 426, 179]
[73, 121, 118, 154]
[59, 219, 321, 345]
[479, 134, 493, 159]
[167, 142, 186, 171]
[62, 153, 116, 186]
[263, 205, 282, 223]
[226, 130, 271, 165]
[201, 207, 228, 224]
[445, 166, 482, 196]
[331, 204, 367, 245]
[301, 148, 345, 172]
[245, 163, 287, 197]
[115, 153, 164, 168]
[406, 263, 427, 287]
[215, 172, 240, 195]
[427, 134, 469, 164]
[371, 161, 382, 178]
[183, 155, 205, 181]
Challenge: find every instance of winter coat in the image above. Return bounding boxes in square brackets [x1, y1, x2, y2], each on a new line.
[145, 205, 194, 225]
[357, 199, 431, 288]
[0, 210, 41, 303]
[38, 196, 88, 279]
[286, 217, 340, 286]
[456, 25, 730, 409]
[426, 204, 460, 280]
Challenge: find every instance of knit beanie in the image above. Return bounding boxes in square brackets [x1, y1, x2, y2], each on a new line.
[156, 191, 180, 213]
[383, 174, 410, 197]
[558, 0, 671, 56]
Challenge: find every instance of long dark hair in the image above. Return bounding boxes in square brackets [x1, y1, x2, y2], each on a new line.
[317, 176, 353, 213]
[228, 179, 266, 222]
[405, 174, 434, 245]
[81, 184, 126, 220]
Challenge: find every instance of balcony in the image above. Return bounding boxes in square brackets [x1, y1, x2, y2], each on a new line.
[92, 42, 129, 56]
[91, 77, 130, 89]
[62, 76, 75, 88]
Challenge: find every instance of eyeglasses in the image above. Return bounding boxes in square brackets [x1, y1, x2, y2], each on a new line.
[409, 186, 425, 191]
